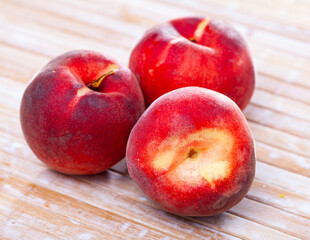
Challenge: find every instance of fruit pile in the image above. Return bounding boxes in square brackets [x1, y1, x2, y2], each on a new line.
[20, 17, 256, 216]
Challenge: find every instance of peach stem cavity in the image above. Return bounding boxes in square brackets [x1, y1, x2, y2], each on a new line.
[88, 70, 116, 90]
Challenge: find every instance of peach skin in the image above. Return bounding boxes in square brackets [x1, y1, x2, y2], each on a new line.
[20, 50, 145, 175]
[129, 17, 255, 110]
[126, 87, 256, 216]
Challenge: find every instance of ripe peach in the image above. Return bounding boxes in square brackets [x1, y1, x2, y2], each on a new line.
[20, 50, 145, 175]
[126, 87, 255, 216]
[129, 17, 255, 110]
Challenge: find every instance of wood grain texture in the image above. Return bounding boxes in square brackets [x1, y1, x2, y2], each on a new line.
[0, 0, 309, 239]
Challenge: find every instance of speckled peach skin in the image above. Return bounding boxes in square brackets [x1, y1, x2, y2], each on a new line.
[20, 50, 145, 175]
[126, 87, 255, 216]
[129, 17, 255, 110]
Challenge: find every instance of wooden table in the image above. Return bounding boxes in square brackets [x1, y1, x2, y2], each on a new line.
[1, 0, 309, 239]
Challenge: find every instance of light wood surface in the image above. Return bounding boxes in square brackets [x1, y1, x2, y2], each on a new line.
[1, 0, 310, 239]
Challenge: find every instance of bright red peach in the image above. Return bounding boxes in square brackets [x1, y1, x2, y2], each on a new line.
[126, 87, 255, 216]
[129, 17, 255, 110]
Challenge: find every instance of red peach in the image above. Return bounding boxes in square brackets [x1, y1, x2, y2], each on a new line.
[126, 87, 255, 216]
[20, 50, 145, 175]
[129, 17, 255, 110]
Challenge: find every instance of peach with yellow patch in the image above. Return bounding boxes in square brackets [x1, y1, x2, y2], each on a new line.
[127, 87, 255, 216]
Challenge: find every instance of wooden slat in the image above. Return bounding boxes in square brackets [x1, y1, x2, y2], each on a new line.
[245, 104, 310, 140]
[0, 44, 48, 83]
[0, 194, 123, 240]
[255, 141, 310, 177]
[256, 75, 310, 106]
[0, 154, 237, 239]
[0, 150, 300, 240]
[250, 122, 310, 159]
[255, 161, 310, 199]
[3, 0, 310, 79]
[161, 0, 310, 41]
[0, 175, 190, 240]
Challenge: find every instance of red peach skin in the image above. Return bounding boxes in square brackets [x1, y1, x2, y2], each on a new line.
[129, 17, 255, 110]
[20, 50, 145, 175]
[126, 87, 256, 216]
